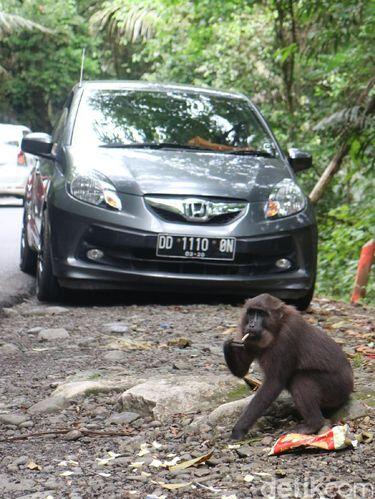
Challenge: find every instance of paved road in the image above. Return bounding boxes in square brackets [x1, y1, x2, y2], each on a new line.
[0, 198, 34, 307]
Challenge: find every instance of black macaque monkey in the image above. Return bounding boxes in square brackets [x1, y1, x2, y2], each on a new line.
[224, 294, 353, 440]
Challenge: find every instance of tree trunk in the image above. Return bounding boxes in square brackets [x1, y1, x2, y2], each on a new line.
[309, 143, 350, 204]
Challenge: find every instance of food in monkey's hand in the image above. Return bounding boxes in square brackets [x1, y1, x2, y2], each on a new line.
[223, 294, 353, 441]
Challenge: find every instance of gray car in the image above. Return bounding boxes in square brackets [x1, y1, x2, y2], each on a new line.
[20, 81, 317, 308]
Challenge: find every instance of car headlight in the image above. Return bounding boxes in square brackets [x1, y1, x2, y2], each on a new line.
[265, 179, 306, 218]
[69, 172, 122, 211]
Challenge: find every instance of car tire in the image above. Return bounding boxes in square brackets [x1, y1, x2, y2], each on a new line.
[291, 286, 315, 311]
[20, 215, 37, 275]
[36, 210, 62, 302]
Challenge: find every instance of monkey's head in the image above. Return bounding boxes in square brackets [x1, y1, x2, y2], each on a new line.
[240, 294, 285, 347]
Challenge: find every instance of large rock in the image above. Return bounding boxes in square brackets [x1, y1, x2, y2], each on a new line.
[101, 323, 129, 335]
[28, 375, 145, 415]
[119, 375, 242, 420]
[38, 328, 70, 342]
[51, 378, 138, 401]
[208, 395, 255, 424]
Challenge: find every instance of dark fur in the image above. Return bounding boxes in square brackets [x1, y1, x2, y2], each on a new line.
[223, 294, 353, 440]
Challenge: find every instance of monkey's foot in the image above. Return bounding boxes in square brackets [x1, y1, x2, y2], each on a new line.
[292, 418, 331, 435]
[230, 426, 248, 441]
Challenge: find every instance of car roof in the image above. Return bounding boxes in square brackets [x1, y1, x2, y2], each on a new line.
[77, 80, 247, 100]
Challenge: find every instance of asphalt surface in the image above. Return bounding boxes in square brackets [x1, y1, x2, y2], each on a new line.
[0, 198, 34, 307]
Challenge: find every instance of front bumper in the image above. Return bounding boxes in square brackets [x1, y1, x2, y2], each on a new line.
[48, 194, 317, 298]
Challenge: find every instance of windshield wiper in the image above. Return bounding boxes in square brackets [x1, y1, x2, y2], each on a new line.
[227, 150, 274, 158]
[99, 142, 213, 151]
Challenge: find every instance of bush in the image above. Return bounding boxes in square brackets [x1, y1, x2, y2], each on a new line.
[316, 203, 374, 303]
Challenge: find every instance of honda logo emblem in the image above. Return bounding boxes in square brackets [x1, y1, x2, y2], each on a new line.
[183, 199, 210, 221]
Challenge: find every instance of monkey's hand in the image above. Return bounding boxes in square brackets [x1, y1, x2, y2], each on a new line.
[223, 338, 254, 379]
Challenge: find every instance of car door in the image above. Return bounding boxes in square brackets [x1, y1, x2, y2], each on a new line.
[30, 108, 69, 248]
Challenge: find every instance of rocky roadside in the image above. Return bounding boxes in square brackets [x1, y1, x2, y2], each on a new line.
[0, 295, 374, 499]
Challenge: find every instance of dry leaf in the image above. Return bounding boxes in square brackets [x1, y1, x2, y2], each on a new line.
[153, 481, 191, 490]
[169, 450, 213, 471]
[60, 470, 74, 477]
[27, 460, 42, 471]
[129, 461, 144, 468]
[222, 327, 237, 335]
[244, 474, 254, 482]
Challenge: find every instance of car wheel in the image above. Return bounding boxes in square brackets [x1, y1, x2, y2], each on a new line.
[36, 210, 62, 302]
[291, 286, 315, 311]
[20, 215, 37, 275]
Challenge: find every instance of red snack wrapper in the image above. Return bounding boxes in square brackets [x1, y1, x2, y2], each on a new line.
[269, 424, 357, 456]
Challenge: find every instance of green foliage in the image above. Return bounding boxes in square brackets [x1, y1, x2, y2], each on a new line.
[317, 203, 375, 303]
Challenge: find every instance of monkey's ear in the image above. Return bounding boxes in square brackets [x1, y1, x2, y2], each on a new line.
[223, 340, 252, 378]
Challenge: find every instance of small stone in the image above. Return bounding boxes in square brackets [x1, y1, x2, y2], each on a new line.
[19, 421, 34, 429]
[38, 328, 70, 342]
[104, 351, 127, 362]
[102, 323, 129, 335]
[0, 343, 20, 356]
[13, 456, 29, 466]
[236, 445, 252, 458]
[108, 411, 141, 425]
[25, 327, 42, 335]
[0, 413, 29, 426]
[44, 479, 59, 489]
[260, 436, 274, 446]
[64, 430, 82, 441]
[193, 468, 210, 477]
[275, 469, 287, 477]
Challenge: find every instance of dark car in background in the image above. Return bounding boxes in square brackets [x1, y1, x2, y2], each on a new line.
[20, 81, 317, 308]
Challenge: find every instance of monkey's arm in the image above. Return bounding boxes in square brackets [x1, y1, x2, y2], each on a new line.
[231, 377, 284, 440]
[223, 339, 255, 378]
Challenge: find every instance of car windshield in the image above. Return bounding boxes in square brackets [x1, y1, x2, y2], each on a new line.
[72, 89, 277, 156]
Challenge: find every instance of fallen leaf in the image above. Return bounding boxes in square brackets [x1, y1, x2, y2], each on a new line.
[129, 461, 144, 468]
[150, 459, 164, 468]
[153, 481, 191, 491]
[27, 460, 42, 471]
[138, 443, 150, 457]
[222, 327, 237, 335]
[60, 471, 74, 477]
[169, 450, 214, 471]
[98, 472, 111, 477]
[356, 431, 373, 444]
[244, 474, 254, 482]
[163, 456, 180, 466]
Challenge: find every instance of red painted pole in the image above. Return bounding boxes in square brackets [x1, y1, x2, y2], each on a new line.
[351, 239, 375, 304]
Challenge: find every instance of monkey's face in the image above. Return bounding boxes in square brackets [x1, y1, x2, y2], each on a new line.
[242, 308, 268, 341]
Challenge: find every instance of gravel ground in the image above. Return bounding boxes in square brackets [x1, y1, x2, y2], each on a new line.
[0, 294, 374, 499]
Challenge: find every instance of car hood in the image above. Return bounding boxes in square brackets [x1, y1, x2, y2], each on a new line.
[66, 147, 293, 202]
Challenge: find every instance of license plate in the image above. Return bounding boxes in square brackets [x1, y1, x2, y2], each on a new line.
[156, 234, 236, 260]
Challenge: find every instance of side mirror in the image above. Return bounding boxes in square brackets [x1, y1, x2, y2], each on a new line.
[287, 148, 312, 173]
[22, 133, 53, 159]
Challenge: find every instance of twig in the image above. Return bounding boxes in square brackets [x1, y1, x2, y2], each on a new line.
[0, 427, 133, 443]
[243, 374, 262, 390]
